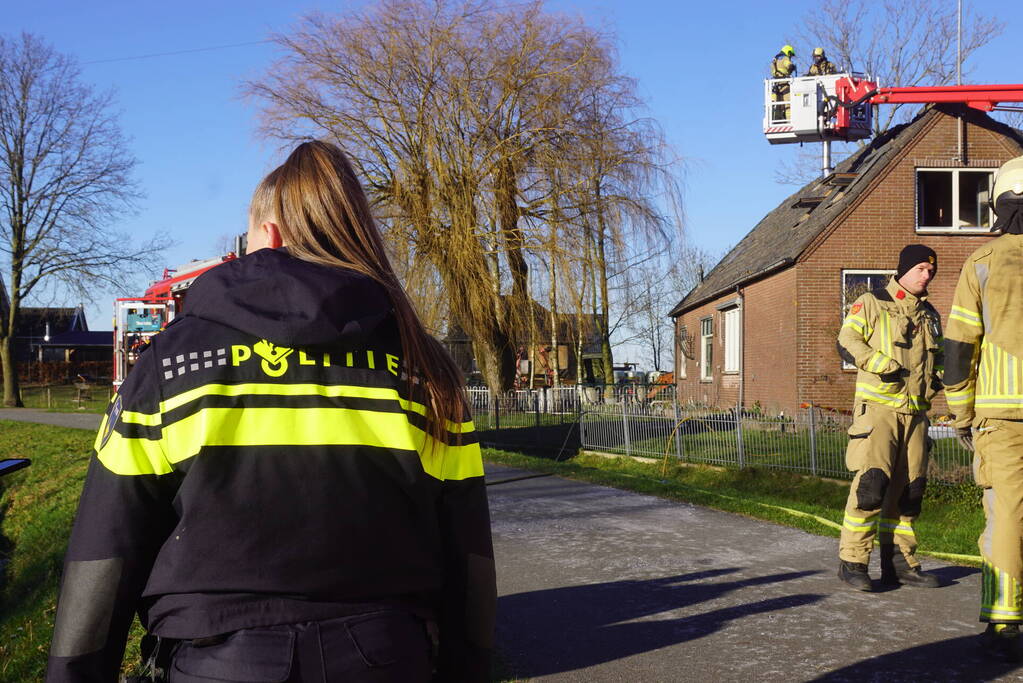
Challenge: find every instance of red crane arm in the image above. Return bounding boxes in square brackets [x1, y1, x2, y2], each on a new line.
[870, 84, 1023, 112]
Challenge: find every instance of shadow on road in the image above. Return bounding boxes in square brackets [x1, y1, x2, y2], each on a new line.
[811, 633, 1023, 682]
[497, 568, 825, 677]
[927, 564, 980, 586]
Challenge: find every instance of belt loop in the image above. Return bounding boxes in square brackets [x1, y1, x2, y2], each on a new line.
[296, 622, 326, 683]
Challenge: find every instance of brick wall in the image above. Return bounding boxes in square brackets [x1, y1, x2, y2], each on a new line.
[675, 267, 798, 414]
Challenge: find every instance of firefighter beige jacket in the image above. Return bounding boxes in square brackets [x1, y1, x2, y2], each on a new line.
[838, 278, 943, 415]
[944, 234, 1023, 428]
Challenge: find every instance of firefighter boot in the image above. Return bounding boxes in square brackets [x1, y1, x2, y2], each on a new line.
[980, 624, 1022, 663]
[880, 545, 940, 588]
[838, 560, 872, 591]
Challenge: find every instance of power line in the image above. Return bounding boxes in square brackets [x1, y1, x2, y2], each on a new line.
[83, 39, 274, 65]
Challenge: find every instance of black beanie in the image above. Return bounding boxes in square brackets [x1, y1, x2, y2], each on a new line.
[896, 244, 937, 280]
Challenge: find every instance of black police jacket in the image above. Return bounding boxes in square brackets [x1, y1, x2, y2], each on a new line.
[46, 248, 495, 682]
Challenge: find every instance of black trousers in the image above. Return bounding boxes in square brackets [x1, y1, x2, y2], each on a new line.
[168, 610, 433, 682]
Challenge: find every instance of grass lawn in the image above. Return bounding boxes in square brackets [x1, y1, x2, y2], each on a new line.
[0, 420, 144, 681]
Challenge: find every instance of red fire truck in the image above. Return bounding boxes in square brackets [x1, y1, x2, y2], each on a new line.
[113, 237, 245, 387]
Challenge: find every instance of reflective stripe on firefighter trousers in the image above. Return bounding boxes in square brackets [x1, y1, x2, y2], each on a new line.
[976, 419, 1023, 622]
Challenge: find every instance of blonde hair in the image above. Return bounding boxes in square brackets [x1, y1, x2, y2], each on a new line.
[251, 140, 467, 442]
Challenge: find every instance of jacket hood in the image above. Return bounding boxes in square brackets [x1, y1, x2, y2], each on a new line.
[183, 248, 393, 348]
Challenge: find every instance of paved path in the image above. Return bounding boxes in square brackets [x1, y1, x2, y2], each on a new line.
[0, 409, 102, 431]
[486, 463, 1023, 682]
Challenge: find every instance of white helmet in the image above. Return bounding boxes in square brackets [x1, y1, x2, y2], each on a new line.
[993, 156, 1023, 202]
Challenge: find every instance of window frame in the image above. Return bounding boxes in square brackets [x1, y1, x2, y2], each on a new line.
[840, 269, 895, 370]
[721, 306, 741, 374]
[700, 316, 714, 382]
[915, 167, 996, 234]
[676, 322, 688, 379]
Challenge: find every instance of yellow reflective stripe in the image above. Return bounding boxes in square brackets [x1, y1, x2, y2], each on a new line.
[868, 351, 889, 373]
[420, 439, 483, 482]
[881, 311, 892, 356]
[844, 314, 867, 332]
[946, 388, 975, 406]
[879, 519, 915, 536]
[842, 514, 876, 531]
[980, 341, 992, 396]
[162, 406, 483, 481]
[950, 305, 983, 327]
[159, 382, 473, 435]
[161, 382, 404, 414]
[854, 386, 929, 410]
[97, 429, 172, 476]
[975, 397, 1023, 407]
[855, 386, 900, 406]
[121, 410, 163, 426]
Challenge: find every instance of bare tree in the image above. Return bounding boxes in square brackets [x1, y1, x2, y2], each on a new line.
[800, 0, 1002, 132]
[0, 34, 166, 406]
[618, 241, 715, 373]
[776, 0, 1004, 185]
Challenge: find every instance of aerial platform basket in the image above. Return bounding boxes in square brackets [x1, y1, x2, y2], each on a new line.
[763, 73, 873, 145]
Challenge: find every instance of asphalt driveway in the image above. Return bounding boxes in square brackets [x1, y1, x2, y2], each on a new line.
[486, 463, 1022, 682]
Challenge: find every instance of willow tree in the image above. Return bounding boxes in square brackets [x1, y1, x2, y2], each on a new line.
[248, 0, 679, 390]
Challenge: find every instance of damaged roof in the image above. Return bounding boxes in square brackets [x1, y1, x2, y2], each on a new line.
[669, 104, 1023, 317]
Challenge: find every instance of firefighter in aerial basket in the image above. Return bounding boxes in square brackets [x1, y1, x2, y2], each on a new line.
[836, 244, 944, 592]
[46, 141, 495, 682]
[944, 155, 1023, 662]
[806, 47, 837, 76]
[770, 44, 796, 120]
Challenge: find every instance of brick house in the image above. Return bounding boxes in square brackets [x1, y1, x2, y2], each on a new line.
[669, 104, 1023, 415]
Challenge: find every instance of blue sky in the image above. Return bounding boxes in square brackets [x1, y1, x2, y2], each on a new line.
[7, 0, 1019, 340]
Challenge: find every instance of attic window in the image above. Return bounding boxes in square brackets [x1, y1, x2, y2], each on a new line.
[916, 168, 994, 232]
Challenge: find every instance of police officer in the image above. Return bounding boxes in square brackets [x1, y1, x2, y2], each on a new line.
[836, 245, 943, 591]
[770, 44, 796, 120]
[807, 47, 837, 76]
[944, 155, 1023, 661]
[46, 141, 496, 682]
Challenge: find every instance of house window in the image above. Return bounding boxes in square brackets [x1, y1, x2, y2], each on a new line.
[722, 307, 741, 373]
[700, 316, 713, 381]
[841, 269, 895, 369]
[676, 323, 688, 379]
[917, 168, 995, 232]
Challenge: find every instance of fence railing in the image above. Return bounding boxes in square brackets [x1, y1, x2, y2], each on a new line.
[17, 383, 113, 413]
[466, 386, 973, 484]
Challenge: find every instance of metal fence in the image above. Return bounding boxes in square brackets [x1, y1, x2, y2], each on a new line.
[18, 383, 113, 413]
[467, 386, 581, 432]
[466, 386, 974, 484]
